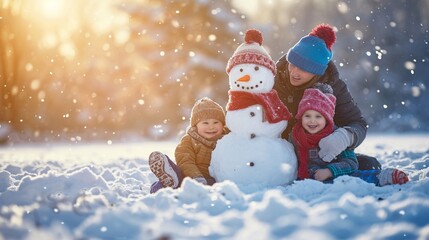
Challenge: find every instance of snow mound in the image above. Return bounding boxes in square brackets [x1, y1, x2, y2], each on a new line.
[0, 134, 428, 239]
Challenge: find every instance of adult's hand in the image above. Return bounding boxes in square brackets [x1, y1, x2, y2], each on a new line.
[318, 128, 353, 162]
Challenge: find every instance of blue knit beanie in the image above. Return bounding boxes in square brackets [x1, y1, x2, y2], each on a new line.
[287, 24, 336, 75]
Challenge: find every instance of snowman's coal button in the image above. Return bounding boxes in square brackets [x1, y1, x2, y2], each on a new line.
[247, 162, 255, 167]
[250, 133, 256, 139]
[250, 112, 255, 117]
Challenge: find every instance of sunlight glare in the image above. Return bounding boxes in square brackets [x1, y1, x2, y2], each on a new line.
[59, 42, 76, 60]
[40, 0, 65, 19]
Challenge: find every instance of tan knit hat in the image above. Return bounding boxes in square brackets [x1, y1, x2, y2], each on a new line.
[190, 97, 225, 127]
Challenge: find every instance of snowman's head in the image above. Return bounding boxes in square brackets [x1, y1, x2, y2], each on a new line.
[226, 29, 276, 92]
[228, 63, 275, 93]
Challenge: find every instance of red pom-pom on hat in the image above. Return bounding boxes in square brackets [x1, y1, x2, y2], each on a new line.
[309, 24, 336, 50]
[244, 29, 263, 45]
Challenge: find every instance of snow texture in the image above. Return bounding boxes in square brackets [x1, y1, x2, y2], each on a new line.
[0, 134, 428, 239]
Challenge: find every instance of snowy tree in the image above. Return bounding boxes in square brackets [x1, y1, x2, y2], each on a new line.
[1, 0, 427, 144]
[118, 0, 247, 137]
[0, 0, 145, 141]
[330, 0, 429, 131]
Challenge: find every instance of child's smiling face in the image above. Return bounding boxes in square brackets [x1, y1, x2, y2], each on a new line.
[301, 109, 327, 134]
[196, 118, 224, 140]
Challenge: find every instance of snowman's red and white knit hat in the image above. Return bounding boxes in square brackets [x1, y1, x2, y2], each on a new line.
[295, 84, 336, 125]
[226, 29, 276, 75]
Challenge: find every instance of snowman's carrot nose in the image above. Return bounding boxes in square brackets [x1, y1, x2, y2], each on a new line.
[237, 74, 250, 82]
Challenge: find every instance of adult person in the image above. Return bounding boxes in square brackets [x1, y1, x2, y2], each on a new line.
[273, 23, 381, 170]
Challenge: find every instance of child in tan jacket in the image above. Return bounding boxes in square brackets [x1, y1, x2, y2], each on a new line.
[149, 97, 226, 193]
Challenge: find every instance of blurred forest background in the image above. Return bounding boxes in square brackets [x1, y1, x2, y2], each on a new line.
[0, 0, 428, 144]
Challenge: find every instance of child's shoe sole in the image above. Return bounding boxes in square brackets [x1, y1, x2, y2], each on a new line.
[149, 151, 179, 188]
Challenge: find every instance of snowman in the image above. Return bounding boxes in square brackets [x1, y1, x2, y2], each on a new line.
[209, 29, 297, 189]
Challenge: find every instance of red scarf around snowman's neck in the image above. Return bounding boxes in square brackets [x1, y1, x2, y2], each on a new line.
[227, 90, 292, 123]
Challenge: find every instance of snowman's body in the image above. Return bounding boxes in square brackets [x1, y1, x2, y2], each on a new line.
[210, 132, 297, 188]
[209, 36, 297, 189]
[226, 105, 287, 139]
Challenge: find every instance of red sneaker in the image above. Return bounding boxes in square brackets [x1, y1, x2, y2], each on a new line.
[391, 169, 409, 185]
[378, 168, 409, 186]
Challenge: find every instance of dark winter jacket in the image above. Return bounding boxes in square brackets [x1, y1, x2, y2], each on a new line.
[274, 55, 367, 148]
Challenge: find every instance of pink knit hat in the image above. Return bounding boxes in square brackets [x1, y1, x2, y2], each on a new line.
[295, 86, 336, 125]
[226, 29, 276, 75]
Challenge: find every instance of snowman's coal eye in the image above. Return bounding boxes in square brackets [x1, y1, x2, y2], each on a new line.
[240, 68, 243, 72]
[254, 66, 259, 71]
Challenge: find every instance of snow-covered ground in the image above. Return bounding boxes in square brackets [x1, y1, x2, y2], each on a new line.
[0, 134, 428, 239]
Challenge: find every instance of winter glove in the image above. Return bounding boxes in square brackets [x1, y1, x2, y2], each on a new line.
[318, 127, 353, 162]
[193, 177, 208, 185]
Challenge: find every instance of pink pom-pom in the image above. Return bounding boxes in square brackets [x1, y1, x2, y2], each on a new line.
[244, 29, 263, 45]
[309, 24, 336, 50]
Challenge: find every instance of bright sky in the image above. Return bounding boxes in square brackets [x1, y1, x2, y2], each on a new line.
[39, 0, 64, 18]
[231, 0, 260, 16]
[231, 0, 279, 23]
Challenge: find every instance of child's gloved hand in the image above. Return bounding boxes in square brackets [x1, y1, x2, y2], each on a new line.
[318, 128, 353, 162]
[193, 177, 208, 185]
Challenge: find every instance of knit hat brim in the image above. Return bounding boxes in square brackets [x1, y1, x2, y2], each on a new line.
[287, 49, 328, 75]
[295, 88, 336, 125]
[190, 98, 225, 127]
[226, 52, 276, 75]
